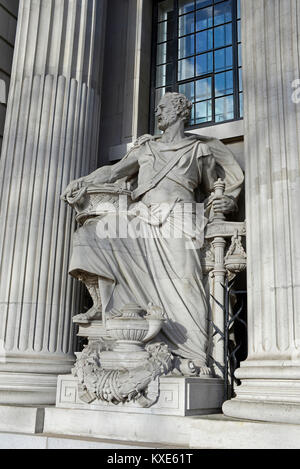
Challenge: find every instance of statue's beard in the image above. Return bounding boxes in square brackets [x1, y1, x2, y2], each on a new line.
[157, 113, 178, 131]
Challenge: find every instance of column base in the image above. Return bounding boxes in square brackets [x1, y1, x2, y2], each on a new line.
[223, 398, 300, 425]
[223, 363, 300, 424]
[0, 352, 75, 405]
[0, 372, 59, 405]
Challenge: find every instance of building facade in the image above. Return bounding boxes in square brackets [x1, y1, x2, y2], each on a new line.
[0, 0, 300, 448]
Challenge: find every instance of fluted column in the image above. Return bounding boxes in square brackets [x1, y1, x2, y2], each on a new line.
[0, 0, 107, 404]
[223, 0, 300, 423]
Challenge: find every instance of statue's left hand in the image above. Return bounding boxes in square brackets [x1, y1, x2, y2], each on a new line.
[212, 195, 237, 214]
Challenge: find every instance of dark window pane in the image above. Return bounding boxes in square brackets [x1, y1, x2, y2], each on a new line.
[179, 82, 195, 102]
[196, 52, 213, 75]
[155, 87, 166, 108]
[237, 0, 241, 19]
[156, 63, 174, 87]
[237, 19, 241, 42]
[158, 20, 174, 42]
[195, 100, 212, 123]
[196, 29, 213, 53]
[153, 0, 242, 128]
[158, 0, 174, 22]
[179, 12, 195, 36]
[166, 85, 175, 92]
[214, 0, 232, 26]
[214, 46, 233, 72]
[157, 43, 167, 65]
[239, 92, 243, 117]
[190, 104, 195, 124]
[239, 68, 243, 92]
[158, 22, 167, 42]
[196, 77, 212, 100]
[215, 70, 233, 97]
[196, 0, 213, 9]
[196, 6, 213, 31]
[179, 35, 195, 59]
[215, 95, 234, 122]
[179, 0, 195, 14]
[178, 57, 195, 80]
[238, 43, 242, 66]
[214, 23, 232, 48]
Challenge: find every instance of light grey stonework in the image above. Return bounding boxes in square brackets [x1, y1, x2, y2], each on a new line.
[223, 0, 300, 424]
[0, 432, 157, 449]
[0, 405, 44, 434]
[100, 0, 153, 164]
[2, 0, 300, 448]
[42, 409, 300, 449]
[0, 0, 19, 153]
[56, 374, 224, 417]
[2, 406, 300, 448]
[0, 0, 107, 405]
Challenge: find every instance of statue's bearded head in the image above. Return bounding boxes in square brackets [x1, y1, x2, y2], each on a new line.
[156, 92, 192, 131]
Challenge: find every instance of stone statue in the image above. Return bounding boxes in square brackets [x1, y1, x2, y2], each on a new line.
[61, 92, 244, 407]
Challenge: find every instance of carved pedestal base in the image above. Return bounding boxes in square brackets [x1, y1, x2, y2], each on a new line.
[56, 374, 224, 417]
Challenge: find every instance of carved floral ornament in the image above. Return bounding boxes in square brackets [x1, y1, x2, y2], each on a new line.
[73, 304, 176, 407]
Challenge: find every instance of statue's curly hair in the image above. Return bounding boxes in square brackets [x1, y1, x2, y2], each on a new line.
[164, 92, 193, 122]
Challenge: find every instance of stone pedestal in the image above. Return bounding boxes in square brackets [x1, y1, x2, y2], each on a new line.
[223, 0, 300, 424]
[56, 374, 224, 417]
[70, 314, 225, 416]
[0, 0, 107, 404]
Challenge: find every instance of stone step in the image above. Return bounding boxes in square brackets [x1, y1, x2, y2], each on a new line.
[1, 405, 300, 449]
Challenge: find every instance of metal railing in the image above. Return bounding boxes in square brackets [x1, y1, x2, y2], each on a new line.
[210, 278, 247, 401]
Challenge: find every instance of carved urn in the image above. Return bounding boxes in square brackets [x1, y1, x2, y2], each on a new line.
[102, 304, 165, 370]
[106, 304, 150, 343]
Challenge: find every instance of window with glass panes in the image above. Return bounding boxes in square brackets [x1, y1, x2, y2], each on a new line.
[151, 0, 242, 131]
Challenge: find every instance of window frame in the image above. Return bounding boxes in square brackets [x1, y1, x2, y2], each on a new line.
[150, 0, 242, 133]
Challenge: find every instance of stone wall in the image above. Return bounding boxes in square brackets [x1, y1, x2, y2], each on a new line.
[99, 0, 153, 164]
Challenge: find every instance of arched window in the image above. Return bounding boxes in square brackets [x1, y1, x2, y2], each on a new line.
[151, 0, 242, 132]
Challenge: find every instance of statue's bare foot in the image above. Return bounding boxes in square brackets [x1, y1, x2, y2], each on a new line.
[73, 307, 102, 324]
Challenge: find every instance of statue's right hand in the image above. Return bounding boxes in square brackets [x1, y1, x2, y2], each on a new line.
[61, 177, 85, 201]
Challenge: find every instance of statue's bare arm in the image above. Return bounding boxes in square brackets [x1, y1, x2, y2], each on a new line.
[61, 149, 139, 198]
